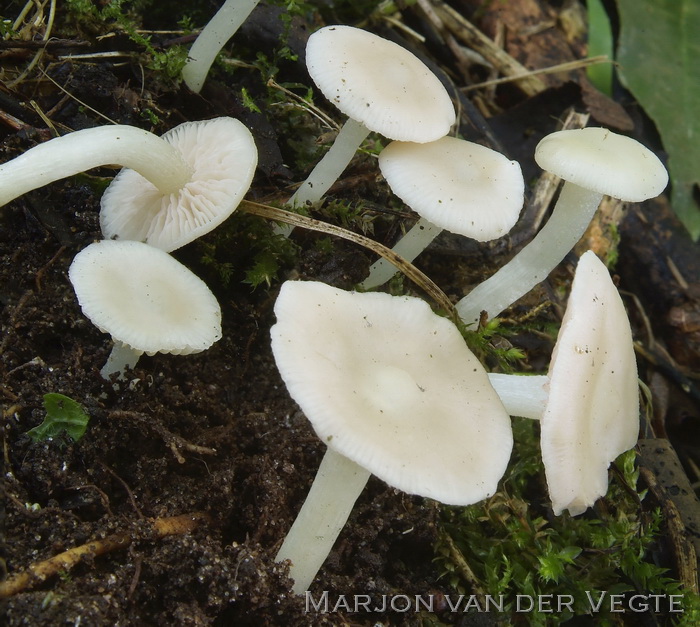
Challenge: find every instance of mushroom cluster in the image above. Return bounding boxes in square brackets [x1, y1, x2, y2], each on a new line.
[0, 10, 674, 602]
[283, 24, 456, 228]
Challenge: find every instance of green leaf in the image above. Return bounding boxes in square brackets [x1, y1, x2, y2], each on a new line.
[27, 393, 90, 443]
[615, 0, 700, 239]
[586, 0, 614, 95]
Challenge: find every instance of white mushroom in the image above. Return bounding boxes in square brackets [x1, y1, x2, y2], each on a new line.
[486, 251, 639, 515]
[0, 125, 192, 208]
[285, 25, 456, 214]
[361, 136, 524, 289]
[271, 280, 512, 593]
[0, 118, 257, 253]
[101, 117, 258, 251]
[455, 127, 668, 325]
[69, 240, 222, 379]
[182, 0, 261, 93]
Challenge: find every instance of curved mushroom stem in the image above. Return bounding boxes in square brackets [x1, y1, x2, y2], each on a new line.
[487, 373, 549, 420]
[455, 182, 603, 325]
[275, 447, 371, 594]
[100, 342, 144, 380]
[360, 217, 442, 289]
[275, 118, 370, 237]
[0, 126, 193, 208]
[182, 0, 261, 93]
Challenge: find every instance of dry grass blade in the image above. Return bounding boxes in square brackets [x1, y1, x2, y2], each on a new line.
[239, 201, 457, 319]
[461, 56, 614, 92]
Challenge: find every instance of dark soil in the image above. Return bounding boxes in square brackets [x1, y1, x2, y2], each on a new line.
[2, 1, 699, 626]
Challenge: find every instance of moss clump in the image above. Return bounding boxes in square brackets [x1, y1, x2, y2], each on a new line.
[437, 418, 700, 625]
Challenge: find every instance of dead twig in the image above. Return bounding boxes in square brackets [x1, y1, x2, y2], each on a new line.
[0, 512, 210, 598]
[638, 439, 700, 594]
[109, 410, 218, 463]
[428, 0, 547, 97]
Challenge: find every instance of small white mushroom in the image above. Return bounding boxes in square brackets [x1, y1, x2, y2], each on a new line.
[455, 127, 668, 325]
[286, 25, 456, 214]
[271, 280, 512, 593]
[101, 117, 258, 251]
[486, 251, 639, 515]
[0, 125, 192, 208]
[0, 118, 257, 253]
[361, 136, 524, 289]
[69, 240, 222, 379]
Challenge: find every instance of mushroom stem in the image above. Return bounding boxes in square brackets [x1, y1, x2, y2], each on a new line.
[100, 342, 144, 380]
[360, 216, 442, 289]
[487, 373, 549, 420]
[182, 0, 260, 93]
[275, 447, 371, 594]
[0, 126, 193, 207]
[455, 182, 603, 325]
[275, 118, 370, 237]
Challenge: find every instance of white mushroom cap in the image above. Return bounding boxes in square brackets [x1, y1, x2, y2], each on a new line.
[100, 117, 258, 252]
[378, 137, 524, 241]
[540, 251, 639, 516]
[534, 127, 668, 202]
[69, 240, 222, 356]
[306, 25, 456, 143]
[271, 280, 513, 506]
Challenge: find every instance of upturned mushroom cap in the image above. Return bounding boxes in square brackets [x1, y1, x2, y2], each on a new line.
[270, 280, 513, 506]
[534, 127, 668, 202]
[69, 240, 222, 356]
[100, 117, 257, 252]
[306, 25, 456, 143]
[378, 137, 524, 241]
[540, 251, 639, 516]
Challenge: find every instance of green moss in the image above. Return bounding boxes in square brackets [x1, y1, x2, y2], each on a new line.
[436, 418, 699, 624]
[197, 214, 299, 292]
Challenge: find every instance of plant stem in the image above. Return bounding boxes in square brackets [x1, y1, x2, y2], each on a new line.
[275, 447, 371, 594]
[100, 341, 143, 380]
[487, 373, 549, 419]
[182, 0, 261, 93]
[276, 118, 370, 237]
[455, 182, 603, 325]
[0, 126, 193, 207]
[361, 217, 442, 289]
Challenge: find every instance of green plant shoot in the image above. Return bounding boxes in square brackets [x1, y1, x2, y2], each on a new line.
[27, 393, 90, 443]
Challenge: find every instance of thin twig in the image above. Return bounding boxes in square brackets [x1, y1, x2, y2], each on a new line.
[429, 0, 547, 97]
[109, 410, 218, 463]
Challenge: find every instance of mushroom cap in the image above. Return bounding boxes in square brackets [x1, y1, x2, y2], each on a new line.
[540, 251, 639, 516]
[534, 127, 668, 202]
[306, 25, 456, 143]
[100, 117, 258, 252]
[69, 240, 222, 356]
[270, 280, 513, 506]
[378, 137, 524, 241]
